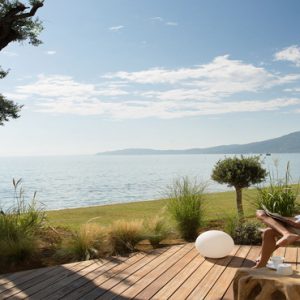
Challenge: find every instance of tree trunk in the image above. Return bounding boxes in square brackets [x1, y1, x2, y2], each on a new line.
[235, 187, 244, 219]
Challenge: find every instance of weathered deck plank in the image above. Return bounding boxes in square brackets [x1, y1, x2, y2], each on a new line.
[64, 246, 169, 300]
[151, 249, 206, 299]
[134, 245, 197, 299]
[221, 246, 261, 300]
[67, 244, 183, 300]
[109, 244, 192, 299]
[40, 253, 146, 300]
[203, 245, 251, 300]
[0, 244, 298, 300]
[98, 248, 186, 300]
[167, 247, 237, 300]
[187, 246, 240, 300]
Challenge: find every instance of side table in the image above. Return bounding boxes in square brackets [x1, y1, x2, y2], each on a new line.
[233, 267, 300, 300]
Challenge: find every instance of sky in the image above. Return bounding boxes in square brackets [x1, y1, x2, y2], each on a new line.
[0, 0, 300, 156]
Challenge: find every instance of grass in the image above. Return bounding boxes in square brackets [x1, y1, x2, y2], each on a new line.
[46, 188, 262, 230]
[46, 184, 299, 231]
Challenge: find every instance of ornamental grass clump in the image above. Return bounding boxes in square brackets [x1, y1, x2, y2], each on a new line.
[0, 179, 46, 265]
[167, 177, 206, 241]
[58, 223, 107, 261]
[143, 215, 171, 247]
[108, 219, 145, 254]
[255, 162, 300, 216]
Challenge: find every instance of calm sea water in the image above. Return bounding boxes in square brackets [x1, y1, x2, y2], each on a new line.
[0, 154, 299, 211]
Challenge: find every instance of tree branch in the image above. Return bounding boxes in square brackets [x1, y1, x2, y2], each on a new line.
[14, 2, 44, 20]
[0, 1, 44, 51]
[3, 4, 27, 20]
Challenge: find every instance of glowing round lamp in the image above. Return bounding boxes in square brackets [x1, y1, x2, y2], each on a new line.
[195, 230, 234, 258]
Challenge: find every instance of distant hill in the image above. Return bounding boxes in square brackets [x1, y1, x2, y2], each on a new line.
[97, 131, 300, 155]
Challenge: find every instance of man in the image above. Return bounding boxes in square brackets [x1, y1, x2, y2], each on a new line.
[254, 210, 300, 268]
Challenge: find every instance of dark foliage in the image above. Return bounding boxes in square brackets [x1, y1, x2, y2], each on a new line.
[0, 0, 44, 125]
[232, 221, 262, 245]
[0, 93, 22, 125]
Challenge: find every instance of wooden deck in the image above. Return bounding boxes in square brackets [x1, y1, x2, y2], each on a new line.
[0, 244, 299, 299]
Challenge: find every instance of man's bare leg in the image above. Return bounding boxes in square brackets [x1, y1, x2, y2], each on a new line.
[256, 210, 300, 247]
[254, 227, 278, 268]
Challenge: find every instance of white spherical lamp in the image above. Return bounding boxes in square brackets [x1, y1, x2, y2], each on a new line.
[195, 230, 234, 258]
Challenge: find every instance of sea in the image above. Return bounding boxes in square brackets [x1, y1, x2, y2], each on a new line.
[0, 154, 299, 211]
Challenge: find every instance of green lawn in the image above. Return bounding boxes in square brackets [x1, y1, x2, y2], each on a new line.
[47, 188, 260, 230]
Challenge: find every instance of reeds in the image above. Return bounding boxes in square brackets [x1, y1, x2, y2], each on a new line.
[0, 179, 45, 265]
[166, 177, 206, 241]
[255, 162, 299, 216]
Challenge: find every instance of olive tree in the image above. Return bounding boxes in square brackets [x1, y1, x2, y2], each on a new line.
[0, 0, 44, 125]
[211, 156, 267, 219]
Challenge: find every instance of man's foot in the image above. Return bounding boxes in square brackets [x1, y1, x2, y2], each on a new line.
[252, 260, 266, 269]
[276, 233, 300, 247]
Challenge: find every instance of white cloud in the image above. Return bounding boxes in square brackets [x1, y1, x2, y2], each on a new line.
[7, 55, 300, 119]
[104, 55, 300, 100]
[14, 74, 128, 103]
[150, 17, 178, 27]
[104, 55, 263, 84]
[165, 22, 178, 26]
[11, 75, 133, 117]
[151, 17, 164, 22]
[45, 50, 57, 55]
[3, 92, 28, 101]
[109, 25, 124, 32]
[17, 75, 96, 98]
[284, 87, 300, 93]
[274, 45, 300, 66]
[2, 51, 18, 57]
[36, 97, 300, 119]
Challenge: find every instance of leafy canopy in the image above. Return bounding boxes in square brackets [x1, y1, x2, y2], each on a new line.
[211, 155, 267, 189]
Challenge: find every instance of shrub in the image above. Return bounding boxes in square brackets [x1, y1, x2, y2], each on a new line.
[0, 230, 38, 264]
[223, 215, 261, 245]
[58, 223, 107, 261]
[166, 177, 206, 241]
[0, 179, 45, 265]
[143, 215, 171, 247]
[108, 219, 145, 254]
[255, 162, 299, 216]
